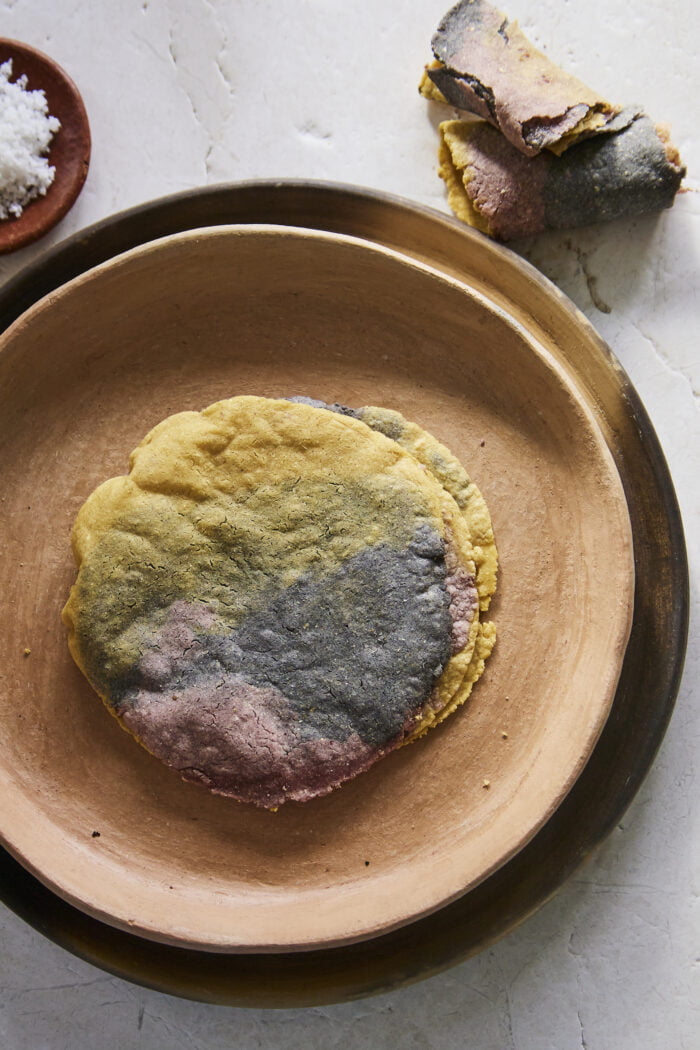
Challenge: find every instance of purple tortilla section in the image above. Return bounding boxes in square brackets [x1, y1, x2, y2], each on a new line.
[122, 679, 378, 807]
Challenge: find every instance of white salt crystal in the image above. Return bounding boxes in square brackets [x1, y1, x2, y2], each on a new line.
[0, 58, 61, 220]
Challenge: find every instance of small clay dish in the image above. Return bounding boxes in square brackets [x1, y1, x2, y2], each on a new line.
[0, 224, 634, 953]
[0, 39, 90, 254]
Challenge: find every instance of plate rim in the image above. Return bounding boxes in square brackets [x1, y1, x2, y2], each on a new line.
[0, 180, 688, 1006]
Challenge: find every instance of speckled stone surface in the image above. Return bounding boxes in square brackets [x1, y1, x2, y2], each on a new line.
[0, 1, 697, 1046]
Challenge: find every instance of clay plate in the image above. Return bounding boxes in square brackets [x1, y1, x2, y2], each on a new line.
[0, 222, 634, 953]
[0, 39, 90, 254]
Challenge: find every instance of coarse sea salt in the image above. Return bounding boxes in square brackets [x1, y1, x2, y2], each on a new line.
[0, 58, 60, 220]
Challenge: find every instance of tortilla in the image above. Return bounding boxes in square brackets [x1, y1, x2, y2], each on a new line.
[421, 0, 617, 156]
[438, 111, 686, 240]
[63, 396, 497, 807]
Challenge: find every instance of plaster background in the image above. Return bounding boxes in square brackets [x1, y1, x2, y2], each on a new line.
[0, 2, 697, 1047]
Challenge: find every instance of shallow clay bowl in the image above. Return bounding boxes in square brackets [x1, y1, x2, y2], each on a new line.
[0, 225, 634, 952]
[0, 39, 90, 254]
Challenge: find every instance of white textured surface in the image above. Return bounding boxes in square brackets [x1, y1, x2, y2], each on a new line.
[0, 1, 698, 1046]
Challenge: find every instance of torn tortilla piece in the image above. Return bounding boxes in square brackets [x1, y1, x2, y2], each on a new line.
[422, 0, 617, 156]
[438, 111, 686, 241]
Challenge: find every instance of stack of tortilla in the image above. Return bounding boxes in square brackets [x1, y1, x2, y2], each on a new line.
[63, 395, 497, 808]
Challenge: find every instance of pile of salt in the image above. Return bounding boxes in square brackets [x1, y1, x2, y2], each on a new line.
[0, 58, 60, 221]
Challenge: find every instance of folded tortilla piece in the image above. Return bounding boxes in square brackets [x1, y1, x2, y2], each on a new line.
[422, 0, 617, 156]
[438, 111, 686, 240]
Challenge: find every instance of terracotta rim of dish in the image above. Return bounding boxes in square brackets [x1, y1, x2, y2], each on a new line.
[0, 38, 91, 255]
[0, 223, 634, 952]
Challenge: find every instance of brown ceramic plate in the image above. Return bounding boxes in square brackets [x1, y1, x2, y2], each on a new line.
[0, 39, 90, 254]
[0, 183, 687, 1005]
[0, 219, 634, 952]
